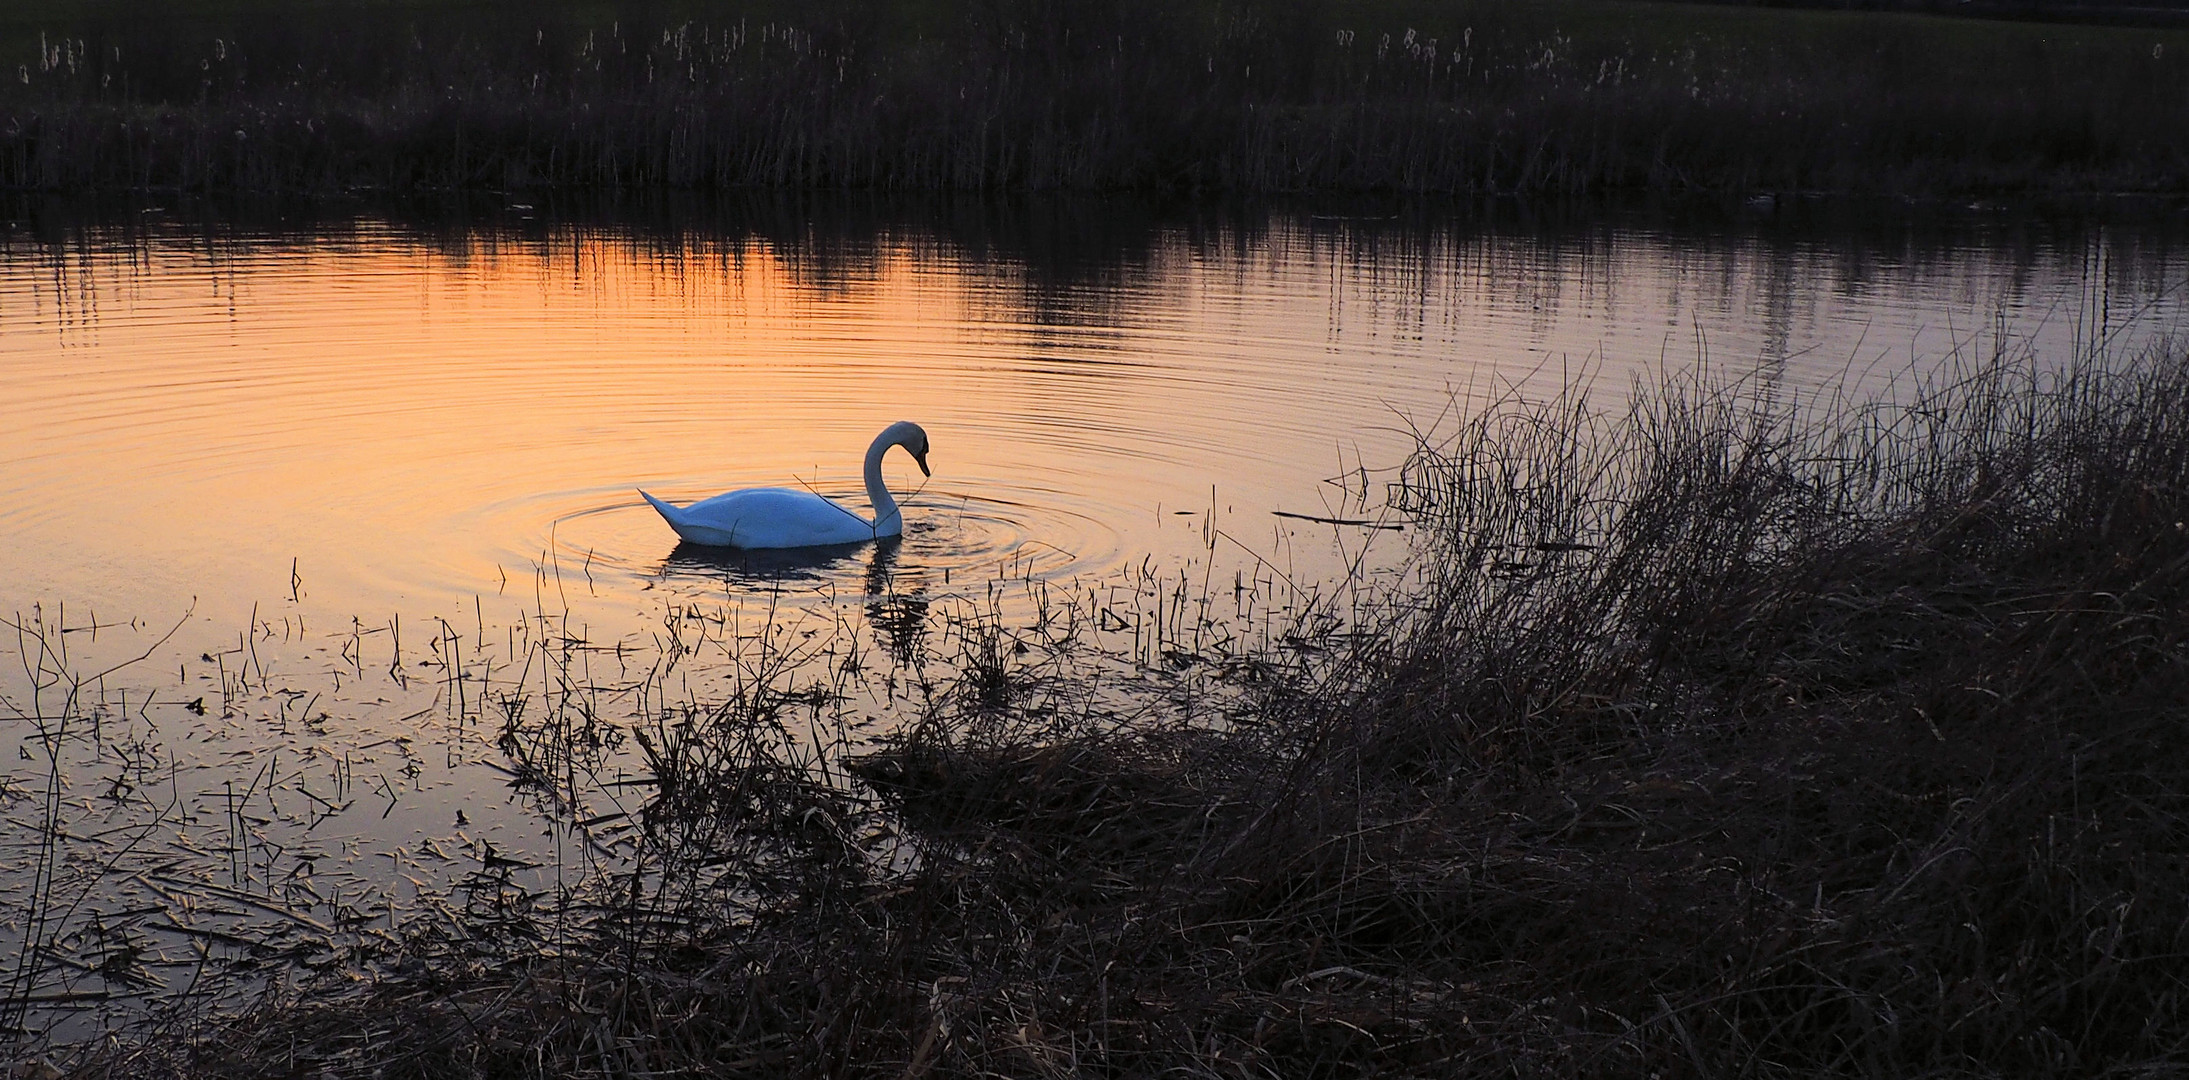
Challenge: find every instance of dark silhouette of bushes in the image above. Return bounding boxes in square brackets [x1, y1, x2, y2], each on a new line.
[7, 0, 2189, 194]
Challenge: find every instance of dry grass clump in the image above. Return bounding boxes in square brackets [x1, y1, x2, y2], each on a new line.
[70, 342, 2189, 1078]
[1274, 350, 2189, 1074]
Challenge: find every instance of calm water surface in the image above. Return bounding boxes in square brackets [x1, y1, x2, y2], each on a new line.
[6, 202, 2184, 635]
[3, 198, 2185, 1031]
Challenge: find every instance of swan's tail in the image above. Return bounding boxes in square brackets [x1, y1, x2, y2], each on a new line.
[638, 490, 685, 528]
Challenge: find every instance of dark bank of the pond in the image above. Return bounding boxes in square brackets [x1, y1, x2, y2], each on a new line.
[58, 337, 2189, 1080]
[8, 0, 2189, 196]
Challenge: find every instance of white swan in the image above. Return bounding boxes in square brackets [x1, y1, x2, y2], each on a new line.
[638, 421, 931, 548]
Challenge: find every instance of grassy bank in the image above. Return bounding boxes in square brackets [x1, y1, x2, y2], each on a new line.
[5, 0, 2189, 195]
[52, 335, 2189, 1077]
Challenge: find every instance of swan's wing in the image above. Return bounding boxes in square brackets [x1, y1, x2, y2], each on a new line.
[665, 488, 873, 548]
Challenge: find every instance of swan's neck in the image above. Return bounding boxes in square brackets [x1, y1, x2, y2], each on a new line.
[863, 432, 902, 536]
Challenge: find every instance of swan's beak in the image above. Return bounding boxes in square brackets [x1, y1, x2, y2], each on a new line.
[913, 449, 931, 477]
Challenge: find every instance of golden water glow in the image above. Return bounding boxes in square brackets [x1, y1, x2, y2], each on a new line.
[1, 216, 2174, 638]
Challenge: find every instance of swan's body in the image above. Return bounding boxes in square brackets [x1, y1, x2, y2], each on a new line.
[639, 421, 931, 549]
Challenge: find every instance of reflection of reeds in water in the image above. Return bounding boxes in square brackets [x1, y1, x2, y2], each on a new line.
[18, 333, 2189, 1076]
[7, 1, 2189, 195]
[0, 602, 188, 1037]
[0, 516, 1305, 1062]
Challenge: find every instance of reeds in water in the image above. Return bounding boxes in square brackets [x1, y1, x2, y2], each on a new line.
[28, 330, 2182, 1077]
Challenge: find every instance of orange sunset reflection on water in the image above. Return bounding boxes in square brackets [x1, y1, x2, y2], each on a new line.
[3, 208, 2185, 647]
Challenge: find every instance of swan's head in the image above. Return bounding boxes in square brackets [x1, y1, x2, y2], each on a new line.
[886, 420, 932, 476]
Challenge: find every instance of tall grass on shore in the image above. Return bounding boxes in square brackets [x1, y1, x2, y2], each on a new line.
[59, 334, 2189, 1077]
[7, 0, 2189, 195]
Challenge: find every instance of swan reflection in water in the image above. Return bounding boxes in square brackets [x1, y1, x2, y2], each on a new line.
[657, 535, 933, 666]
[660, 536, 882, 581]
[861, 541, 932, 667]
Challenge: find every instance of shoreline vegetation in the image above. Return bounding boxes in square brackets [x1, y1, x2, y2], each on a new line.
[38, 332, 2189, 1076]
[6, 0, 2189, 196]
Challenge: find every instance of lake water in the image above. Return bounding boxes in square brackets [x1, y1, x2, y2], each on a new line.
[4, 195, 2186, 1034]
